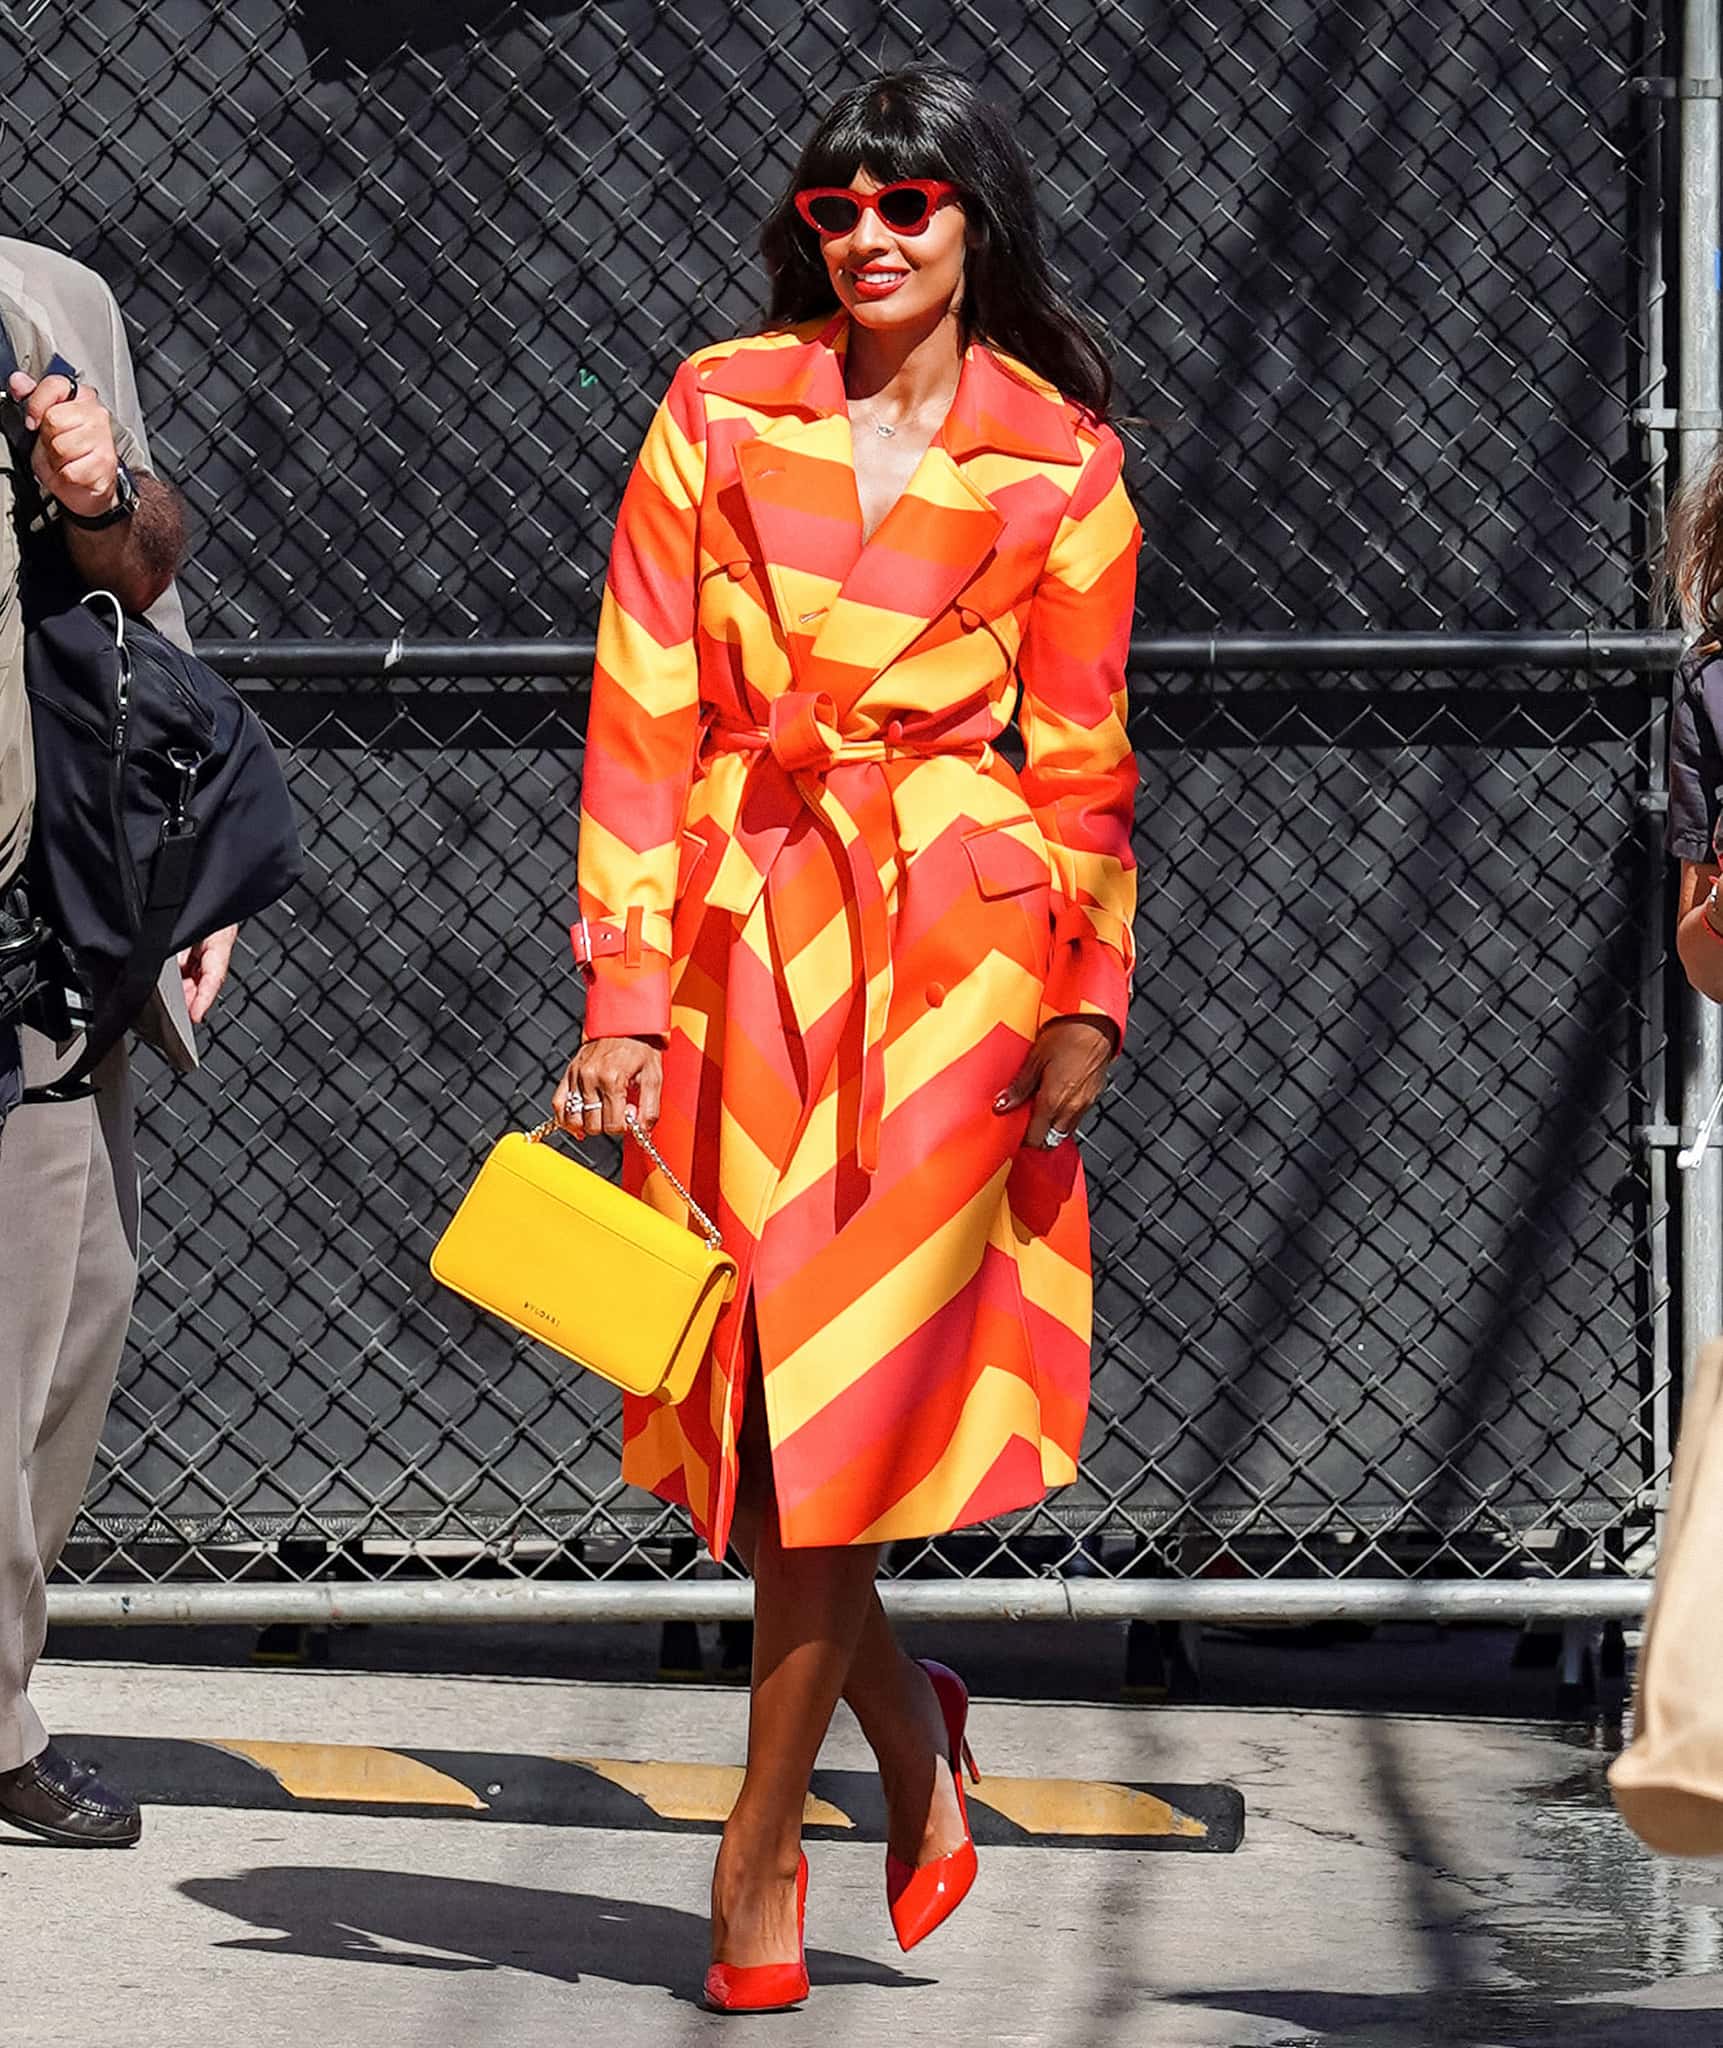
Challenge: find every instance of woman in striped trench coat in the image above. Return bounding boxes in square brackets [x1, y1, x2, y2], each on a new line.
[556, 68, 1140, 2010]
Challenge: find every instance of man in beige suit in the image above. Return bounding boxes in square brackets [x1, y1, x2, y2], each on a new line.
[0, 240, 234, 1846]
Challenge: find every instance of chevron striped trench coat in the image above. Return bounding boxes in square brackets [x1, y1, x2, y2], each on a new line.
[574, 313, 1140, 1558]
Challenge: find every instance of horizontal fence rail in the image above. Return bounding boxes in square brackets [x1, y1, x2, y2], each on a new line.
[44, 1577, 1654, 1630]
[197, 633, 1694, 680]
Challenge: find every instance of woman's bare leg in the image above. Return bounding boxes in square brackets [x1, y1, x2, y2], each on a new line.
[723, 1385, 967, 1887]
[710, 1374, 882, 1967]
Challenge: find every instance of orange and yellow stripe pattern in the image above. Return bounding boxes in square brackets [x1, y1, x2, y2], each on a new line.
[576, 314, 1139, 1556]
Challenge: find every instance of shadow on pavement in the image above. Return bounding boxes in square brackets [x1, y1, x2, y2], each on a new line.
[1172, 1988, 1723, 2046]
[1363, 1715, 1485, 2030]
[178, 1866, 930, 2006]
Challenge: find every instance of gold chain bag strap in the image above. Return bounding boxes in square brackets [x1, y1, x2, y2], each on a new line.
[430, 1108, 736, 1404]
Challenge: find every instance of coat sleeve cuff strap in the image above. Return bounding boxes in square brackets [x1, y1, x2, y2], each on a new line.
[571, 906, 646, 971]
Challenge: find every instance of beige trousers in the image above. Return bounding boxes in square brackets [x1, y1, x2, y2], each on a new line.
[0, 1026, 137, 1771]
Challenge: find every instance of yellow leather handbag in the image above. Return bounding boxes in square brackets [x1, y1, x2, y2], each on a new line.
[430, 1109, 736, 1404]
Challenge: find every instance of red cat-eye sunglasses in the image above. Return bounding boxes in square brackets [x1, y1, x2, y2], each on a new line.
[793, 179, 960, 237]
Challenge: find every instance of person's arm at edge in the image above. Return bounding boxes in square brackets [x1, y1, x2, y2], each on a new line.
[7, 365, 185, 616]
[63, 470, 185, 619]
[1676, 858, 1723, 1002]
[86, 270, 228, 1014]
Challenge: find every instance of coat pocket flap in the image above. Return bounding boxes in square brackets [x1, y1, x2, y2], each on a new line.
[963, 817, 1049, 899]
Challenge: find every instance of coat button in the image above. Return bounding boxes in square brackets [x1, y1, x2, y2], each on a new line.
[926, 981, 947, 1008]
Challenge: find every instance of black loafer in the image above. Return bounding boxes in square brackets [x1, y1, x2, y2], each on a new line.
[0, 1742, 142, 1847]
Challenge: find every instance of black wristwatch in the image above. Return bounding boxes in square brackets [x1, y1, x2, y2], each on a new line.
[56, 462, 138, 531]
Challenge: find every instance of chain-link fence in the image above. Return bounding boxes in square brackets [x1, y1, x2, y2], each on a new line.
[0, 1, 1689, 1606]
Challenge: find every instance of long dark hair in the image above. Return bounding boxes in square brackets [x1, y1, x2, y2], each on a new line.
[759, 67, 1115, 421]
[1667, 457, 1723, 658]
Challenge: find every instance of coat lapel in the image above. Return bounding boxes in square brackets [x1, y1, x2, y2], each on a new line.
[706, 317, 1084, 703]
[805, 445, 1003, 704]
[735, 418, 862, 692]
[938, 340, 1084, 470]
[706, 319, 860, 691]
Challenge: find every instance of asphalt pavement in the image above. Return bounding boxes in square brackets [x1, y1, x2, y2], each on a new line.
[2, 1637, 1720, 2048]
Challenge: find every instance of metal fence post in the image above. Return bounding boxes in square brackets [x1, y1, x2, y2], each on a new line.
[1679, 0, 1723, 1379]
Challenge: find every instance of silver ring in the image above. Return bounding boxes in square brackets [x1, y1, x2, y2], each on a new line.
[1043, 1126, 1071, 1149]
[578, 1097, 604, 1112]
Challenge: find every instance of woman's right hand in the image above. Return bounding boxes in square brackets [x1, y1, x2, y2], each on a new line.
[552, 1036, 664, 1141]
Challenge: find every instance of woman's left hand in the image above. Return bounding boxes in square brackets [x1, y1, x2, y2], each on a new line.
[993, 1017, 1117, 1150]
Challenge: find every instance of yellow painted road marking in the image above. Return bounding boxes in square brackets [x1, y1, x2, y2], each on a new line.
[206, 1740, 488, 1810]
[967, 1775, 1208, 1839]
[178, 1741, 1216, 1840]
[562, 1757, 854, 1829]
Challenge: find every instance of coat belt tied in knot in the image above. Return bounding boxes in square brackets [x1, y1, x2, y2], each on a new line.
[701, 691, 989, 1176]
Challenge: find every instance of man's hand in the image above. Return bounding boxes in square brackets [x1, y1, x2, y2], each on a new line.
[5, 368, 184, 615]
[179, 924, 238, 1026]
[8, 369, 119, 521]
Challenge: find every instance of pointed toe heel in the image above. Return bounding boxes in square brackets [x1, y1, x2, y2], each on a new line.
[704, 1852, 811, 2013]
[886, 1658, 982, 1952]
[702, 1959, 810, 2014]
